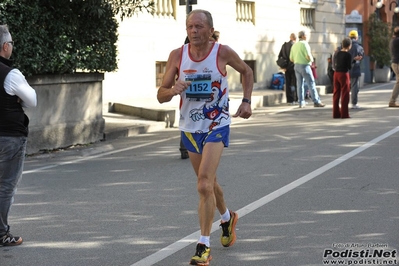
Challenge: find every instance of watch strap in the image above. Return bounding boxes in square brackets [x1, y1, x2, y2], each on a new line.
[242, 98, 251, 104]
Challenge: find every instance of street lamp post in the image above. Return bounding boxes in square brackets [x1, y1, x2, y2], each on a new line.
[371, 0, 383, 8]
[186, 0, 192, 14]
[389, 0, 399, 13]
[179, 0, 197, 15]
[373, 0, 399, 12]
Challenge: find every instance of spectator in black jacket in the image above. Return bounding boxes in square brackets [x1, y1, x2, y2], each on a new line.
[278, 33, 298, 105]
[0, 25, 37, 246]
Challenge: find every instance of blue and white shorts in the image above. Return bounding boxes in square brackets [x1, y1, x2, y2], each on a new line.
[181, 126, 230, 154]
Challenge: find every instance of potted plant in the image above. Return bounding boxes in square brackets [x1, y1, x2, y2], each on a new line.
[367, 13, 392, 82]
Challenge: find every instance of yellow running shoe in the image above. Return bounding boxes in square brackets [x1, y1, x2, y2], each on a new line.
[189, 243, 212, 265]
[220, 210, 238, 247]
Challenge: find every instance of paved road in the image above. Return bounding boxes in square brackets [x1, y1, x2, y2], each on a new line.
[2, 82, 399, 266]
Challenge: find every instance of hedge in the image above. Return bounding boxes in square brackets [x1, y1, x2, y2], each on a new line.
[0, 0, 118, 76]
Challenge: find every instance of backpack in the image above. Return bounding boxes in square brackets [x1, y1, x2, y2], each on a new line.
[276, 57, 288, 69]
[276, 41, 293, 69]
[270, 72, 285, 90]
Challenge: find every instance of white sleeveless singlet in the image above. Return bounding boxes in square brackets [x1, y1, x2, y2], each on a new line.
[178, 43, 231, 133]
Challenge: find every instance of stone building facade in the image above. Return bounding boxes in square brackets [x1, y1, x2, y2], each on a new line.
[102, 0, 346, 109]
[346, 0, 399, 83]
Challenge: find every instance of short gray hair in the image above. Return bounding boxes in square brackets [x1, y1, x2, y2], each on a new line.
[187, 9, 214, 28]
[298, 30, 306, 39]
[0, 25, 11, 45]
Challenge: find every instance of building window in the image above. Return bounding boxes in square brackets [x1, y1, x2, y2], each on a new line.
[236, 1, 255, 25]
[241, 60, 257, 83]
[156, 61, 167, 87]
[300, 8, 315, 29]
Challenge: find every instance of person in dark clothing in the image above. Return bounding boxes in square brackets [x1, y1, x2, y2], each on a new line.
[389, 26, 399, 107]
[347, 30, 364, 109]
[0, 25, 37, 246]
[327, 53, 334, 85]
[278, 33, 298, 105]
[333, 38, 352, 119]
[332, 30, 364, 109]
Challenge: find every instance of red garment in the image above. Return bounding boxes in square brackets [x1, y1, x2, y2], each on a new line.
[333, 72, 350, 118]
[311, 62, 317, 79]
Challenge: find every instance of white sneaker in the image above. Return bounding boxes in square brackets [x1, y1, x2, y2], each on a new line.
[352, 104, 360, 109]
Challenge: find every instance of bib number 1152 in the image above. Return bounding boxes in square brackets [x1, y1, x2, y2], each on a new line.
[185, 74, 212, 100]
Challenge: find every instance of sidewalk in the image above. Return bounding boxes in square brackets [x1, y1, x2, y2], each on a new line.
[103, 85, 333, 140]
[103, 88, 284, 140]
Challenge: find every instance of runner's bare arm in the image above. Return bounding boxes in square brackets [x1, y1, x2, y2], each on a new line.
[157, 48, 191, 103]
[219, 45, 253, 118]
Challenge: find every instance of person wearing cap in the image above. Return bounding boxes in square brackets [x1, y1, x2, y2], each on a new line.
[388, 26, 399, 107]
[289, 30, 325, 108]
[347, 30, 364, 109]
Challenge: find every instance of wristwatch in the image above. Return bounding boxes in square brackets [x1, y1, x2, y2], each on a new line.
[242, 98, 251, 104]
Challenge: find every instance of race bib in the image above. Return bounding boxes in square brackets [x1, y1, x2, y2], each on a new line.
[185, 74, 212, 100]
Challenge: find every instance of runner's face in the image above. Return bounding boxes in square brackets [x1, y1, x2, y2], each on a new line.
[186, 13, 213, 45]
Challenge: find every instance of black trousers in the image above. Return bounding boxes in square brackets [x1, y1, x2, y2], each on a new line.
[285, 67, 298, 103]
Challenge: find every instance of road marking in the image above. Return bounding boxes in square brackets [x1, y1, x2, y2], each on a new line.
[24, 120, 247, 175]
[23, 136, 180, 174]
[22, 123, 399, 265]
[130, 126, 399, 266]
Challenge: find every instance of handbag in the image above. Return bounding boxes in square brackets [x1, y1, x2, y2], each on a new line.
[276, 57, 288, 69]
[311, 62, 317, 79]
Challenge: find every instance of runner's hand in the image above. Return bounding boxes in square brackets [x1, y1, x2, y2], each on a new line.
[172, 80, 191, 96]
[233, 102, 252, 119]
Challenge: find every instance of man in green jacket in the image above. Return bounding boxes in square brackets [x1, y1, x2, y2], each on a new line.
[290, 30, 325, 108]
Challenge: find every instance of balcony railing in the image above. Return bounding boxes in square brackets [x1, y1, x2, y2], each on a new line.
[154, 0, 176, 19]
[236, 1, 255, 24]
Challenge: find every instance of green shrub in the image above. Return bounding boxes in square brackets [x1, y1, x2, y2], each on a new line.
[0, 0, 118, 76]
[367, 13, 391, 68]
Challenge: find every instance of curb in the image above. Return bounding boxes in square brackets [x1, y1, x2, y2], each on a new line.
[102, 86, 333, 141]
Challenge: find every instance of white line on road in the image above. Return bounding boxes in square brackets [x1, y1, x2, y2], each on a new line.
[23, 119, 245, 175]
[130, 126, 399, 266]
[23, 136, 180, 174]
[22, 124, 399, 265]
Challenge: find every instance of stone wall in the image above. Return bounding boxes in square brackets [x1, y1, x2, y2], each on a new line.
[25, 73, 105, 154]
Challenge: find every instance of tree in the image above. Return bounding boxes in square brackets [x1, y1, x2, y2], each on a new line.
[0, 0, 154, 76]
[110, 0, 155, 20]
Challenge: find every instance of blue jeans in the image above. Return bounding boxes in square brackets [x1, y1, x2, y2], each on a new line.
[0, 136, 27, 235]
[294, 64, 321, 106]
